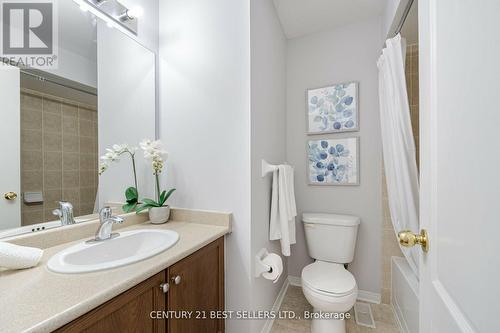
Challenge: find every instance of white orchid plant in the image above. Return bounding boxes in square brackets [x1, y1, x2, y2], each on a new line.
[135, 139, 176, 213]
[99, 144, 140, 213]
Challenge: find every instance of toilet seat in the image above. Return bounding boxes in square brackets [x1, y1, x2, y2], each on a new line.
[301, 261, 356, 297]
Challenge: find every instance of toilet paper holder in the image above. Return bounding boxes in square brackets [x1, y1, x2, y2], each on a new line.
[255, 248, 273, 277]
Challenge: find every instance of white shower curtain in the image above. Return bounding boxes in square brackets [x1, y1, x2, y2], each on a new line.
[377, 34, 420, 276]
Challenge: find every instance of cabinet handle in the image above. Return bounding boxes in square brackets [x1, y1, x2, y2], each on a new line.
[160, 282, 169, 293]
[171, 275, 181, 285]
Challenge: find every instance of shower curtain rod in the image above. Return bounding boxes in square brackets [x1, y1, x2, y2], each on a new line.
[394, 0, 415, 36]
[2, 57, 97, 96]
[20, 70, 98, 97]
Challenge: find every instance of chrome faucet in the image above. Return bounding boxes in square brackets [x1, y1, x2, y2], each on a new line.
[52, 201, 75, 226]
[89, 207, 124, 242]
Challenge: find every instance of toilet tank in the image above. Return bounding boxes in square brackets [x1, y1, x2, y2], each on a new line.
[302, 213, 360, 264]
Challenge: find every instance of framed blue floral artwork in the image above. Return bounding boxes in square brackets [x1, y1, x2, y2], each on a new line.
[307, 138, 359, 185]
[307, 82, 358, 134]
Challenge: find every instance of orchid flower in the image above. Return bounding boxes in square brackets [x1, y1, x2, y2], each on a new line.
[98, 143, 139, 212]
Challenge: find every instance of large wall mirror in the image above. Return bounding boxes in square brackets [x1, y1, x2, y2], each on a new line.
[0, 0, 156, 238]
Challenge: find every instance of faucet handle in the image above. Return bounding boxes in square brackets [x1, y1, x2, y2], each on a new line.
[52, 208, 62, 218]
[58, 201, 73, 209]
[99, 207, 112, 223]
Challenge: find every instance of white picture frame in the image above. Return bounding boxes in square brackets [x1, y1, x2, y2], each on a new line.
[307, 137, 359, 186]
[307, 81, 359, 134]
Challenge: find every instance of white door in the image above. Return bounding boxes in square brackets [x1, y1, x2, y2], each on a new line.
[419, 0, 500, 332]
[0, 65, 21, 229]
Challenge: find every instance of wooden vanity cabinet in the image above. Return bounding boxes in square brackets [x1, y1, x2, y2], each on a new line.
[167, 237, 224, 333]
[55, 237, 224, 333]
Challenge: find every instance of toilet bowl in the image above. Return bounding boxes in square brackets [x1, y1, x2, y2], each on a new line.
[302, 261, 357, 333]
[300, 213, 360, 333]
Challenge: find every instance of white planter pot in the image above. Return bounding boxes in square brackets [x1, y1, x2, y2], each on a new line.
[149, 206, 171, 224]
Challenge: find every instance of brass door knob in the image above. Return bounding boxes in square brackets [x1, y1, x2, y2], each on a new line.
[4, 192, 17, 200]
[398, 229, 429, 253]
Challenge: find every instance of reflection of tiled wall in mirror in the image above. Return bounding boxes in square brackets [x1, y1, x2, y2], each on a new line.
[20, 90, 98, 226]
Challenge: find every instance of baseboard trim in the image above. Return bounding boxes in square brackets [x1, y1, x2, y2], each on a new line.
[260, 279, 290, 333]
[288, 275, 301, 287]
[287, 275, 381, 304]
[391, 296, 409, 333]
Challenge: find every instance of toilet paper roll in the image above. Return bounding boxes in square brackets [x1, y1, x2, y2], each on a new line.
[261, 253, 283, 283]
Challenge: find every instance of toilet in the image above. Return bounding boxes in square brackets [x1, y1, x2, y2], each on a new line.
[301, 213, 360, 333]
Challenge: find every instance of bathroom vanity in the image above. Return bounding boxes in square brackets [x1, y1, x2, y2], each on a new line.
[0, 208, 231, 333]
[55, 237, 224, 333]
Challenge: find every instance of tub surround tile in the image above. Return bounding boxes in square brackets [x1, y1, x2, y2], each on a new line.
[62, 153, 79, 171]
[78, 108, 94, 120]
[43, 98, 62, 114]
[43, 132, 62, 152]
[80, 187, 96, 203]
[22, 170, 43, 191]
[79, 119, 93, 137]
[79, 170, 95, 187]
[63, 171, 79, 188]
[21, 93, 43, 109]
[79, 203, 94, 216]
[43, 189, 62, 207]
[22, 130, 42, 151]
[21, 108, 42, 130]
[20, 90, 98, 227]
[79, 136, 94, 154]
[44, 171, 62, 189]
[62, 134, 79, 152]
[22, 151, 43, 171]
[62, 103, 78, 118]
[43, 112, 62, 133]
[79, 154, 95, 170]
[22, 209, 44, 226]
[62, 187, 80, 203]
[62, 116, 79, 134]
[43, 152, 62, 171]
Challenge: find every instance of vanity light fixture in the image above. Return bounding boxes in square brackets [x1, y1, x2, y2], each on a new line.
[79, 3, 89, 12]
[72, 0, 140, 35]
[119, 6, 144, 21]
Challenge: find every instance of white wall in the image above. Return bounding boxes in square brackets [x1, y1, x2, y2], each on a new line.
[158, 1, 252, 332]
[250, 0, 287, 332]
[286, 18, 383, 295]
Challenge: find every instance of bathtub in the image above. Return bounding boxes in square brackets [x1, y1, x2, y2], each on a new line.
[391, 256, 419, 333]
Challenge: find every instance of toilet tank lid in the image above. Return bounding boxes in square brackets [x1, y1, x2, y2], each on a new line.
[302, 213, 360, 226]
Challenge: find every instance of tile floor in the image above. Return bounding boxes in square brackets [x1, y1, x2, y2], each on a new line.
[270, 286, 400, 333]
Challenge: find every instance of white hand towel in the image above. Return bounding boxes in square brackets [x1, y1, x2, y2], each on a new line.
[269, 164, 297, 256]
[0, 242, 43, 269]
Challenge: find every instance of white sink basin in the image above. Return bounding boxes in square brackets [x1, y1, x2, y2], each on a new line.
[47, 229, 179, 274]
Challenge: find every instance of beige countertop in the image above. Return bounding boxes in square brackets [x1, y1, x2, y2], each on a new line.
[0, 209, 231, 333]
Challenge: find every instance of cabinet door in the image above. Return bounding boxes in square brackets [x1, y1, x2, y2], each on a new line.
[56, 272, 166, 333]
[168, 237, 224, 333]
